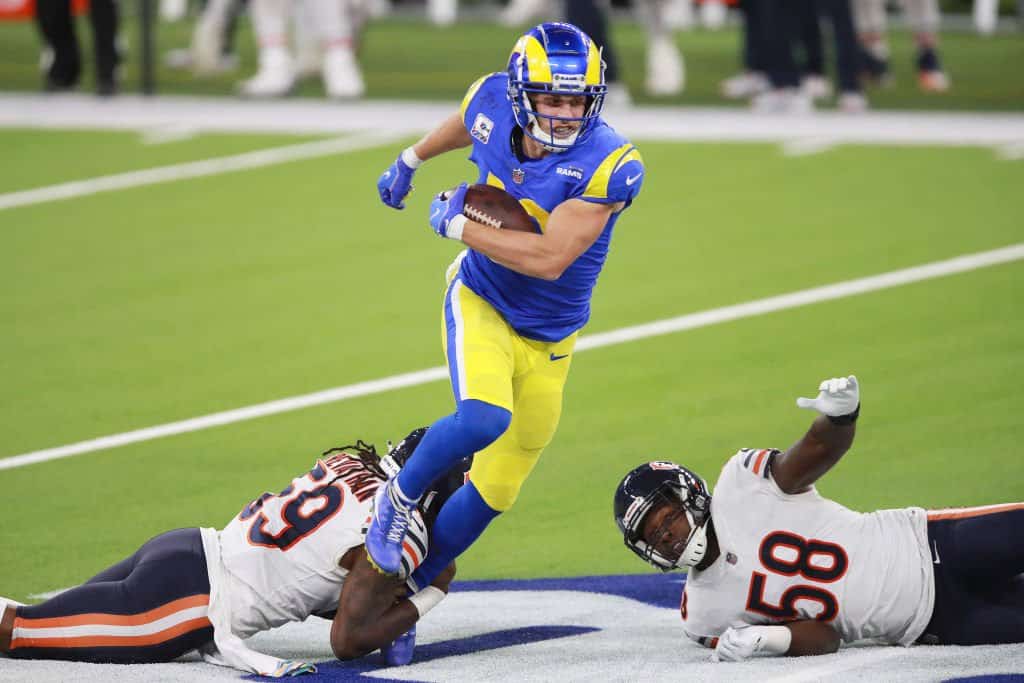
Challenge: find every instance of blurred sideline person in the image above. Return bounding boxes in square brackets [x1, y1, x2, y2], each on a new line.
[614, 375, 1024, 662]
[34, 0, 120, 95]
[1, 431, 468, 674]
[852, 0, 950, 92]
[165, 0, 246, 75]
[750, 0, 865, 113]
[370, 23, 644, 599]
[240, 0, 368, 98]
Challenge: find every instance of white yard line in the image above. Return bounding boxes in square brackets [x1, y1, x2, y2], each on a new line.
[0, 130, 405, 212]
[2, 242, 1022, 472]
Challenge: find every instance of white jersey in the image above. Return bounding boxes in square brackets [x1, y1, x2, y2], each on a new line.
[210, 452, 428, 638]
[682, 449, 934, 647]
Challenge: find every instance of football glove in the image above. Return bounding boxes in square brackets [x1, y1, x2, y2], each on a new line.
[711, 625, 791, 663]
[429, 183, 468, 240]
[796, 375, 859, 418]
[377, 150, 418, 210]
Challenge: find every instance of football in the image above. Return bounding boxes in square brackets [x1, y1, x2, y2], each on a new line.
[462, 184, 536, 233]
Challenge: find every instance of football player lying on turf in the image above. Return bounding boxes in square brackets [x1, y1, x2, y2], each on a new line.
[614, 375, 1024, 662]
[0, 428, 466, 676]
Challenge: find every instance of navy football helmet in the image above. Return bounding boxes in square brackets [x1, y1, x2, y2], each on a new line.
[506, 22, 607, 152]
[614, 461, 712, 571]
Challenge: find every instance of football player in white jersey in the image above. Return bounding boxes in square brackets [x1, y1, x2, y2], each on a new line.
[0, 429, 466, 676]
[614, 375, 1024, 662]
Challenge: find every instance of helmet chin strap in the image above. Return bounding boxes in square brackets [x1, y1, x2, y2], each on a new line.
[527, 117, 577, 153]
[675, 511, 709, 569]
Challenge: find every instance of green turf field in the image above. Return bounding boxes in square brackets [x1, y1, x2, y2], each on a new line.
[1, 14, 1022, 109]
[1, 126, 1022, 602]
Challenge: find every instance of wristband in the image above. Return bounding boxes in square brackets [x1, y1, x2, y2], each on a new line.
[446, 214, 468, 241]
[401, 146, 423, 169]
[827, 403, 860, 425]
[757, 625, 793, 655]
[408, 586, 445, 618]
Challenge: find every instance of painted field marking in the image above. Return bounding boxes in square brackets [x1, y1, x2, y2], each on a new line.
[2, 242, 1022, 472]
[0, 131, 404, 212]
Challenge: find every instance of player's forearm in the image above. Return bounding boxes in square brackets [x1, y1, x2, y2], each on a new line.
[785, 620, 841, 656]
[778, 416, 856, 492]
[411, 111, 473, 162]
[331, 601, 419, 660]
[460, 220, 568, 280]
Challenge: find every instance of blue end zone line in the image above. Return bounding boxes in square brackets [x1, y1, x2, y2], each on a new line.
[2, 242, 1023, 471]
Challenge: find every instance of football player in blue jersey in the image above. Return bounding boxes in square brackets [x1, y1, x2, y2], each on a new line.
[371, 23, 645, 590]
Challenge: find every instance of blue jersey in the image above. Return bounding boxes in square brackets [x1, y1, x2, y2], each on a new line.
[456, 72, 644, 342]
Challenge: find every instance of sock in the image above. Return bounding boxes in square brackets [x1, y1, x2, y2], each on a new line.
[410, 482, 500, 589]
[396, 399, 511, 500]
[916, 47, 941, 72]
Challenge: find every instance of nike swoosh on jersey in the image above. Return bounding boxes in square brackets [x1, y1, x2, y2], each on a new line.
[932, 540, 941, 564]
[625, 173, 643, 186]
[549, 353, 570, 361]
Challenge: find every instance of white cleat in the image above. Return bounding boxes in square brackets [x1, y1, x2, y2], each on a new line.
[801, 74, 833, 101]
[837, 91, 869, 113]
[720, 71, 768, 99]
[324, 47, 365, 99]
[238, 47, 295, 98]
[752, 88, 813, 115]
[918, 70, 951, 93]
[645, 34, 685, 96]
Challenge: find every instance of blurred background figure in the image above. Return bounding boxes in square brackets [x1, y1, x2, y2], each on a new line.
[719, 0, 769, 100]
[427, 0, 456, 26]
[165, 0, 245, 75]
[636, 0, 686, 96]
[852, 0, 950, 93]
[723, 0, 864, 113]
[34, 0, 120, 95]
[240, 0, 368, 98]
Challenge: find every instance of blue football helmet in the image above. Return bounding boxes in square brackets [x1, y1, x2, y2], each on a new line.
[506, 22, 607, 152]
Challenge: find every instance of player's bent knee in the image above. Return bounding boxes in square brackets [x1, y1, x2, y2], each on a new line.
[474, 479, 521, 512]
[457, 399, 512, 450]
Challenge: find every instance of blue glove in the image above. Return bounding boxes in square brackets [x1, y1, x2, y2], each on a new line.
[429, 183, 468, 240]
[377, 152, 417, 210]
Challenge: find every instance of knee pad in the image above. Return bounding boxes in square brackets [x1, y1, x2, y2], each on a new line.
[456, 399, 512, 452]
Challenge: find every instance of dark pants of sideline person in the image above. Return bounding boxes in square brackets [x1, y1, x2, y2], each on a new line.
[34, 0, 120, 94]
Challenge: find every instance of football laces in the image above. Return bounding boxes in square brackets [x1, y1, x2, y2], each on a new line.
[464, 205, 503, 229]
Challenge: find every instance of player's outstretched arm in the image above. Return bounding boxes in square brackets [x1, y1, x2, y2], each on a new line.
[772, 376, 860, 494]
[712, 621, 840, 662]
[377, 111, 472, 210]
[460, 198, 621, 280]
[331, 548, 454, 660]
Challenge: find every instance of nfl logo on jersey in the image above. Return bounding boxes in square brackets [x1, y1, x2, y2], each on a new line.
[511, 168, 525, 184]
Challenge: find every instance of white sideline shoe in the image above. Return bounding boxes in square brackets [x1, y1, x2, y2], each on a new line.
[801, 74, 833, 101]
[720, 71, 768, 99]
[646, 34, 685, 96]
[324, 47, 365, 99]
[238, 47, 295, 98]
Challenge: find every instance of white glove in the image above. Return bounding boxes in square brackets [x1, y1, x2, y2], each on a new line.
[711, 625, 791, 663]
[796, 375, 859, 417]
